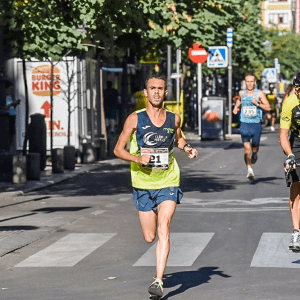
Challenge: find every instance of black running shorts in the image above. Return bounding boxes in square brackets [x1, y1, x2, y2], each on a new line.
[287, 134, 300, 185]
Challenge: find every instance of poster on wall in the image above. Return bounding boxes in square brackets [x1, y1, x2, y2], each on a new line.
[201, 99, 225, 140]
[15, 58, 79, 151]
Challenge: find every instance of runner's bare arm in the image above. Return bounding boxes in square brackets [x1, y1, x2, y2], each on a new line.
[114, 113, 150, 165]
[233, 91, 242, 114]
[253, 90, 270, 111]
[174, 114, 198, 158]
[279, 128, 293, 156]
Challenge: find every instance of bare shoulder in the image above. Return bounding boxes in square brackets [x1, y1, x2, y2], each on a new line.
[126, 111, 137, 123]
[175, 113, 181, 127]
[258, 89, 267, 100]
[123, 112, 138, 130]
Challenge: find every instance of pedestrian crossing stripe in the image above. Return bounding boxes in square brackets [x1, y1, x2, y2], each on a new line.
[251, 233, 300, 268]
[133, 233, 214, 267]
[13, 232, 300, 269]
[15, 233, 116, 267]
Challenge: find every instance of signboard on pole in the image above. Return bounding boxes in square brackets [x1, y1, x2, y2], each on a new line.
[15, 58, 79, 150]
[188, 43, 207, 137]
[227, 28, 233, 47]
[207, 46, 228, 68]
[188, 43, 209, 64]
[262, 68, 277, 83]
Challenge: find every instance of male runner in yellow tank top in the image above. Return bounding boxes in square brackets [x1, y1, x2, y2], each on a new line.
[114, 75, 198, 298]
[266, 84, 277, 131]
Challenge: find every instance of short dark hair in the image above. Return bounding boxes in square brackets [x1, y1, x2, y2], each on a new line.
[145, 75, 167, 88]
[245, 73, 256, 80]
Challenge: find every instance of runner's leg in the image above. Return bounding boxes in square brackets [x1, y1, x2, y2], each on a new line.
[271, 112, 276, 127]
[155, 200, 177, 280]
[289, 182, 300, 231]
[244, 142, 252, 169]
[252, 146, 259, 155]
[138, 210, 157, 243]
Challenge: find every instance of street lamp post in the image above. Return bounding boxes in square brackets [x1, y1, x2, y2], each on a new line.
[292, 0, 296, 33]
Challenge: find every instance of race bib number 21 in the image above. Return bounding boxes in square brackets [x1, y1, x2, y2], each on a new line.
[141, 148, 169, 169]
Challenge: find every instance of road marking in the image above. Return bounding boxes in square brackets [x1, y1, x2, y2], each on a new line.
[133, 232, 214, 267]
[91, 210, 106, 215]
[105, 204, 119, 208]
[176, 197, 289, 212]
[118, 197, 130, 202]
[177, 207, 289, 212]
[182, 197, 289, 206]
[251, 233, 300, 268]
[15, 233, 116, 267]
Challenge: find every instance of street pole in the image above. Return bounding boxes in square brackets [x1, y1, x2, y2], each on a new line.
[0, 24, 6, 111]
[227, 28, 233, 136]
[228, 46, 232, 136]
[176, 49, 181, 103]
[198, 62, 202, 138]
[166, 45, 172, 101]
[0, 24, 10, 153]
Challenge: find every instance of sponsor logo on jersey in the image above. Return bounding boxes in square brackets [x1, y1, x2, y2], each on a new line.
[163, 128, 175, 134]
[142, 125, 151, 130]
[281, 115, 290, 122]
[143, 132, 168, 146]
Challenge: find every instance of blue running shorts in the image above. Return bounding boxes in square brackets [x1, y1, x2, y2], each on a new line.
[133, 187, 183, 212]
[240, 122, 262, 147]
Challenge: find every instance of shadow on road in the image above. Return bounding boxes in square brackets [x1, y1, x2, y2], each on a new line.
[29, 160, 282, 197]
[31, 163, 132, 197]
[251, 176, 281, 185]
[162, 266, 231, 299]
[0, 225, 39, 231]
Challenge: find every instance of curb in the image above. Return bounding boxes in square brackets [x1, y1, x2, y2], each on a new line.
[0, 158, 121, 201]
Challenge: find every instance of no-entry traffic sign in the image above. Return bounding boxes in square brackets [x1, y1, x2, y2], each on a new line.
[188, 43, 209, 64]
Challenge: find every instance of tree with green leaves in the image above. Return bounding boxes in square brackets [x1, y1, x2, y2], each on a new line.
[0, 0, 94, 155]
[264, 29, 300, 81]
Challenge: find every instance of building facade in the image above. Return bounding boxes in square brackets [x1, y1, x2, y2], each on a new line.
[261, 0, 300, 33]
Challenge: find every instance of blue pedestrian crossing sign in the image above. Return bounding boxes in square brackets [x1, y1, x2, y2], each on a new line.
[207, 46, 228, 68]
[262, 68, 277, 83]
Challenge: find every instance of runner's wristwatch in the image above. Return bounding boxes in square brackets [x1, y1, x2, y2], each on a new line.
[183, 144, 192, 151]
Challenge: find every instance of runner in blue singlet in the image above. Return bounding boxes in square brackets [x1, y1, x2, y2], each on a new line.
[233, 73, 270, 180]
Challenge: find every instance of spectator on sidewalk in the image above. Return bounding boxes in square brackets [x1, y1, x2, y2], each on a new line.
[5, 81, 20, 154]
[103, 81, 120, 134]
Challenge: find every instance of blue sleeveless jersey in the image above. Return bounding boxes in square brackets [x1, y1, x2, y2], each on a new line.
[129, 109, 180, 189]
[240, 89, 262, 123]
[135, 109, 176, 150]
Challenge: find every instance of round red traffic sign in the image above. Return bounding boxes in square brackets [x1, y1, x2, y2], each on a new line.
[189, 43, 209, 64]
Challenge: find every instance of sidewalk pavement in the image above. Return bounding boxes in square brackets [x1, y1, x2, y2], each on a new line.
[0, 131, 242, 201]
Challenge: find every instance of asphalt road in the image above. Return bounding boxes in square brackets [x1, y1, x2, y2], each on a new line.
[0, 125, 297, 300]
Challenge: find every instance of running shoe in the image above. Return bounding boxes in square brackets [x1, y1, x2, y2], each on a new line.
[247, 168, 254, 180]
[251, 153, 258, 164]
[148, 279, 163, 297]
[288, 230, 300, 251]
[270, 126, 275, 132]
